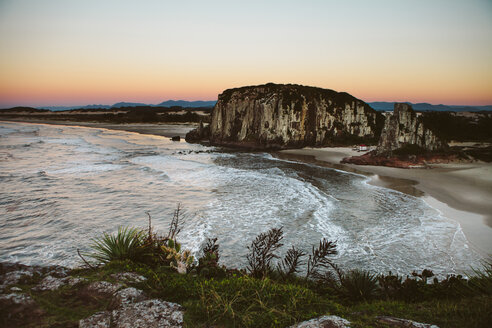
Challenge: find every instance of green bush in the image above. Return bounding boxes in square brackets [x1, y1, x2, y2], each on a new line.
[339, 269, 379, 302]
[89, 226, 147, 263]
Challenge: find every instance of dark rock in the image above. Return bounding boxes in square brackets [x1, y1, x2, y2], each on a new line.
[171, 136, 180, 141]
[288, 315, 351, 328]
[376, 103, 447, 155]
[0, 293, 45, 327]
[185, 121, 210, 143]
[209, 83, 383, 149]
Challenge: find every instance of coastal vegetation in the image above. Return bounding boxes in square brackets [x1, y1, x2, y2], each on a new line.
[0, 106, 212, 124]
[2, 207, 491, 327]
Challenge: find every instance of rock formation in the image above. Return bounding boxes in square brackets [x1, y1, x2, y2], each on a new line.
[202, 83, 383, 149]
[184, 121, 210, 143]
[376, 103, 447, 155]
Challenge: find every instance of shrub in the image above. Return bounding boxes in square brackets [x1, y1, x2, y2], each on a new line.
[338, 269, 379, 302]
[141, 205, 194, 273]
[246, 227, 284, 278]
[378, 271, 403, 299]
[468, 259, 492, 295]
[161, 239, 194, 274]
[197, 237, 227, 278]
[306, 239, 339, 280]
[87, 204, 195, 273]
[277, 246, 306, 279]
[89, 226, 147, 264]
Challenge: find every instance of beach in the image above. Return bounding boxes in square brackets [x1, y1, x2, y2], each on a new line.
[0, 118, 198, 138]
[3, 119, 490, 258]
[278, 147, 492, 257]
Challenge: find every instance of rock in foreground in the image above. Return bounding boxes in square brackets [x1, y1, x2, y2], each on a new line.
[80, 299, 183, 328]
[289, 315, 351, 328]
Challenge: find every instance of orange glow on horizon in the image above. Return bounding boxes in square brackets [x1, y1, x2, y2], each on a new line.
[1, 1, 491, 108]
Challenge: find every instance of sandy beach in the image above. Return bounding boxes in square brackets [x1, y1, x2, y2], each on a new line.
[0, 118, 198, 138]
[3, 119, 490, 256]
[278, 147, 492, 257]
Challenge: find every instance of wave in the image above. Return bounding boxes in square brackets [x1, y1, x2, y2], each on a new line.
[0, 122, 482, 275]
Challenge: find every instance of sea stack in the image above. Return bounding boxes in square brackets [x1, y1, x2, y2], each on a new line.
[376, 103, 448, 154]
[205, 83, 384, 149]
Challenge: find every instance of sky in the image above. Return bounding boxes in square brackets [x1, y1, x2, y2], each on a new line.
[0, 0, 491, 107]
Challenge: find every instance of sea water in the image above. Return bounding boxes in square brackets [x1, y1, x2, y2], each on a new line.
[0, 122, 482, 276]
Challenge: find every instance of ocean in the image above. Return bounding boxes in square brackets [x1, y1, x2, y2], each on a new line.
[0, 121, 482, 276]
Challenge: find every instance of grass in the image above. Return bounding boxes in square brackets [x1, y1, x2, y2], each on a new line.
[186, 276, 339, 327]
[4, 259, 491, 328]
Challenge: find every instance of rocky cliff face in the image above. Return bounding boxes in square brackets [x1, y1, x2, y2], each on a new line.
[208, 83, 384, 149]
[376, 103, 447, 154]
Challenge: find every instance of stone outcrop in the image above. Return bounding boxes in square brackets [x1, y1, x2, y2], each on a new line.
[32, 275, 85, 292]
[376, 316, 439, 328]
[376, 103, 447, 154]
[79, 299, 184, 328]
[289, 315, 351, 328]
[203, 83, 383, 149]
[185, 121, 210, 143]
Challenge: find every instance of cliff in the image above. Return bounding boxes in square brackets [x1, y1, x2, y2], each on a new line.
[376, 103, 448, 155]
[205, 83, 384, 149]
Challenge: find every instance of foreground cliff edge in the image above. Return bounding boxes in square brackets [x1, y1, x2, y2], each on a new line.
[187, 83, 384, 149]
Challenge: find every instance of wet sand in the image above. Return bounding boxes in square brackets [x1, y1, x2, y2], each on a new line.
[279, 147, 492, 256]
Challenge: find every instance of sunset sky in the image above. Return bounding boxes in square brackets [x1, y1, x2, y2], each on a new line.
[1, 0, 491, 107]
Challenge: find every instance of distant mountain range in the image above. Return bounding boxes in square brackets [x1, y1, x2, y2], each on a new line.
[38, 100, 218, 111]
[368, 102, 492, 112]
[9, 100, 491, 112]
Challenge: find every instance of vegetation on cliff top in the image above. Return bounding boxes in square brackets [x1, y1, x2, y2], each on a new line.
[0, 106, 212, 124]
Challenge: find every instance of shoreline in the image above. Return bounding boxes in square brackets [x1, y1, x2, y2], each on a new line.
[278, 147, 492, 257]
[0, 118, 198, 138]
[2, 119, 491, 256]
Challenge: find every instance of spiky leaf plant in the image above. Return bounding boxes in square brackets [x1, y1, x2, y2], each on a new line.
[277, 246, 306, 278]
[89, 226, 146, 263]
[339, 269, 379, 301]
[468, 258, 492, 295]
[306, 239, 338, 279]
[246, 227, 284, 278]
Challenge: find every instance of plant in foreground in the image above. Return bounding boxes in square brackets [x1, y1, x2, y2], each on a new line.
[306, 238, 339, 280]
[468, 258, 492, 295]
[339, 269, 379, 301]
[246, 227, 284, 278]
[277, 246, 306, 279]
[161, 239, 194, 274]
[87, 204, 195, 274]
[88, 226, 146, 264]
